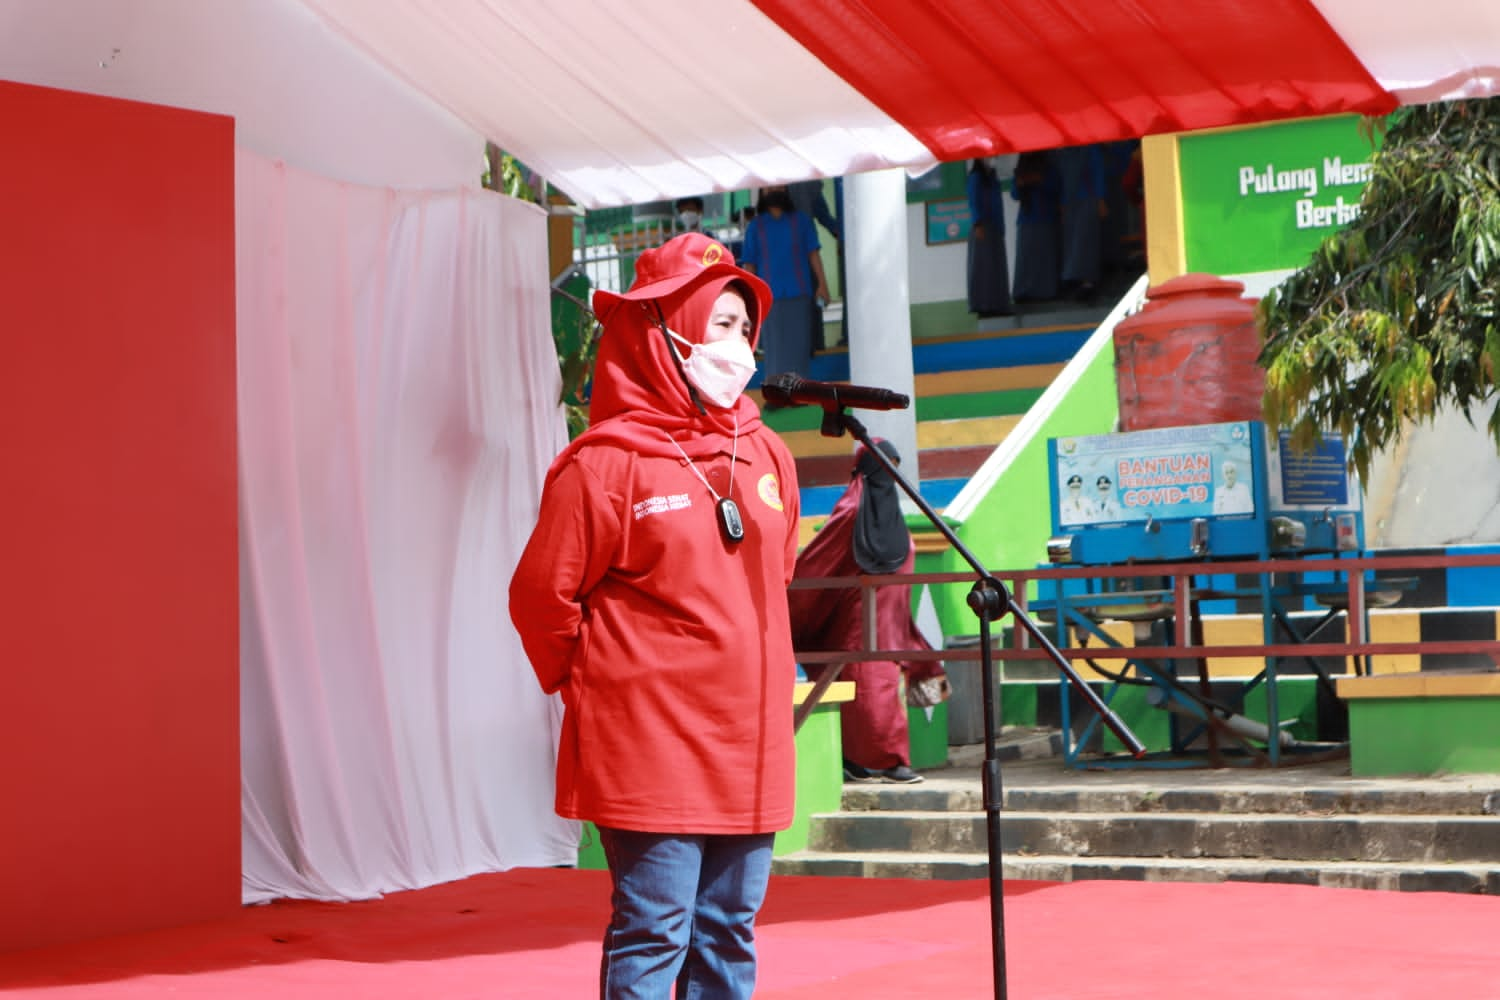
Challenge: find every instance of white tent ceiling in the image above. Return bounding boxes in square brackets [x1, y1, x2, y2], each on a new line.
[3, 0, 1499, 206]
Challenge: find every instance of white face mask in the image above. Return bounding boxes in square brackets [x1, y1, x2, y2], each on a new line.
[678, 210, 702, 229]
[666, 328, 756, 408]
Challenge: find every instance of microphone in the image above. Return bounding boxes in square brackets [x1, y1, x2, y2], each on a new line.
[760, 373, 910, 411]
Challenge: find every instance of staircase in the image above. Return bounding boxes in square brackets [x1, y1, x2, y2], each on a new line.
[772, 743, 1500, 893]
[760, 295, 1500, 897]
[755, 310, 1105, 547]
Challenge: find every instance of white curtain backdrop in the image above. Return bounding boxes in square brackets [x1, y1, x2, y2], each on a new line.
[235, 150, 578, 903]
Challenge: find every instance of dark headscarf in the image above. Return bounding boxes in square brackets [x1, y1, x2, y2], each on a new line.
[852, 439, 909, 574]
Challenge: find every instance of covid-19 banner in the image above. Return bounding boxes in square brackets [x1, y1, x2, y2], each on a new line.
[1179, 114, 1381, 277]
[1051, 422, 1257, 528]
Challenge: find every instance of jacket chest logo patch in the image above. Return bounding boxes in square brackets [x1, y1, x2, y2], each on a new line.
[758, 473, 783, 512]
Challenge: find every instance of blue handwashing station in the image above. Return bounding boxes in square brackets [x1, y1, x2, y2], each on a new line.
[1036, 420, 1401, 767]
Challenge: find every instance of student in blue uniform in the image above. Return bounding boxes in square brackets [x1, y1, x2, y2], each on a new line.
[741, 184, 829, 377]
[1011, 149, 1062, 303]
[966, 158, 1013, 318]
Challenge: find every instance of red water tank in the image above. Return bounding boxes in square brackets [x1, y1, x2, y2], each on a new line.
[1112, 273, 1266, 432]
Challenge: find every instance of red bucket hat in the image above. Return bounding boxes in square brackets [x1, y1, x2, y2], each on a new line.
[592, 232, 772, 331]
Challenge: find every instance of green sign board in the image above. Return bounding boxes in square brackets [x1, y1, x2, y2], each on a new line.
[906, 161, 966, 203]
[1179, 115, 1380, 276]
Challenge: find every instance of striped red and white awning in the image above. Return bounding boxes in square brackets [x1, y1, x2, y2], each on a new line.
[301, 0, 1500, 208]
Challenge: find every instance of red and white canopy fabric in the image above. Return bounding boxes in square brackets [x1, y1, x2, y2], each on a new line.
[301, 0, 1500, 209]
[3, 0, 1497, 206]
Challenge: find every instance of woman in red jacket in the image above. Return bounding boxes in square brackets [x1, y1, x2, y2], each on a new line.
[510, 232, 800, 1000]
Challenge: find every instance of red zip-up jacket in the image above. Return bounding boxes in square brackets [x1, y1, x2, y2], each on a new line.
[510, 272, 800, 834]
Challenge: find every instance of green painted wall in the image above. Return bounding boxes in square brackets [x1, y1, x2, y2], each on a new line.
[999, 680, 1037, 728]
[1241, 676, 1320, 744]
[1095, 676, 1318, 755]
[908, 703, 949, 768]
[1095, 684, 1172, 754]
[971, 676, 1318, 756]
[910, 300, 977, 341]
[577, 822, 605, 870]
[920, 387, 1046, 421]
[1348, 697, 1500, 776]
[777, 701, 847, 854]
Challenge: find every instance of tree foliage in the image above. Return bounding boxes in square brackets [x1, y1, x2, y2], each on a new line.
[482, 141, 541, 202]
[1258, 97, 1500, 480]
[553, 283, 601, 439]
[483, 143, 597, 435]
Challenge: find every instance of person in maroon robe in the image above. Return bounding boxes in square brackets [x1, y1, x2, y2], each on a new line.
[789, 440, 948, 783]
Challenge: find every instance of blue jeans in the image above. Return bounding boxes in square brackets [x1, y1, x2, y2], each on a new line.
[596, 827, 775, 1000]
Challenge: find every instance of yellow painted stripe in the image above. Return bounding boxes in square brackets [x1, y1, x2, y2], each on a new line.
[798, 516, 828, 549]
[1007, 610, 1438, 683]
[1064, 609, 1428, 680]
[914, 362, 1065, 396]
[1369, 609, 1421, 675]
[802, 516, 958, 550]
[1069, 620, 1137, 681]
[1062, 615, 1293, 682]
[795, 680, 855, 705]
[1338, 672, 1500, 700]
[920, 415, 1021, 449]
[1201, 615, 1278, 677]
[1142, 133, 1185, 285]
[779, 414, 1021, 457]
[914, 530, 954, 555]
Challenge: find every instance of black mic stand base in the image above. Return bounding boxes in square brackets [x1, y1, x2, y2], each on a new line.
[815, 405, 1145, 1000]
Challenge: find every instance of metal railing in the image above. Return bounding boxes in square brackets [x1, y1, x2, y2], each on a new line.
[790, 550, 1500, 739]
[571, 217, 746, 296]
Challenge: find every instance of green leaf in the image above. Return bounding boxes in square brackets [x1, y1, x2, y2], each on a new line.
[1260, 95, 1500, 469]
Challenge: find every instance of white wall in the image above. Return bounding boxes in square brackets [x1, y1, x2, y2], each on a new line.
[904, 157, 1021, 307]
[1230, 268, 1500, 549]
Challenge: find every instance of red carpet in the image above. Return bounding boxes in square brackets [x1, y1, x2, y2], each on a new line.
[1, 869, 1496, 998]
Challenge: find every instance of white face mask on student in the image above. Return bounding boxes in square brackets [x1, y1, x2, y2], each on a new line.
[678, 210, 702, 229]
[666, 328, 757, 408]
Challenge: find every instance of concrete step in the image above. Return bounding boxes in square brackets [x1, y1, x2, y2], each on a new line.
[770, 850, 1500, 893]
[839, 780, 1500, 817]
[781, 743, 1500, 893]
[773, 849, 989, 880]
[807, 810, 1500, 863]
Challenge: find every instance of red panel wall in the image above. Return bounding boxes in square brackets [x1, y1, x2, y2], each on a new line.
[0, 81, 239, 952]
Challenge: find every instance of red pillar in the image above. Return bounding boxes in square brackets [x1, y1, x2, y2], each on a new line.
[0, 80, 239, 952]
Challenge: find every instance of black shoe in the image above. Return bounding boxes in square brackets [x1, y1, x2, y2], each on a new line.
[871, 764, 923, 784]
[842, 760, 877, 783]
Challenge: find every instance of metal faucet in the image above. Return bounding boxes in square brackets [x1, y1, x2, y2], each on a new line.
[1190, 518, 1210, 556]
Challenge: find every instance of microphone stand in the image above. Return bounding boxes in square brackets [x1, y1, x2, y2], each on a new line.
[815, 404, 1145, 1000]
